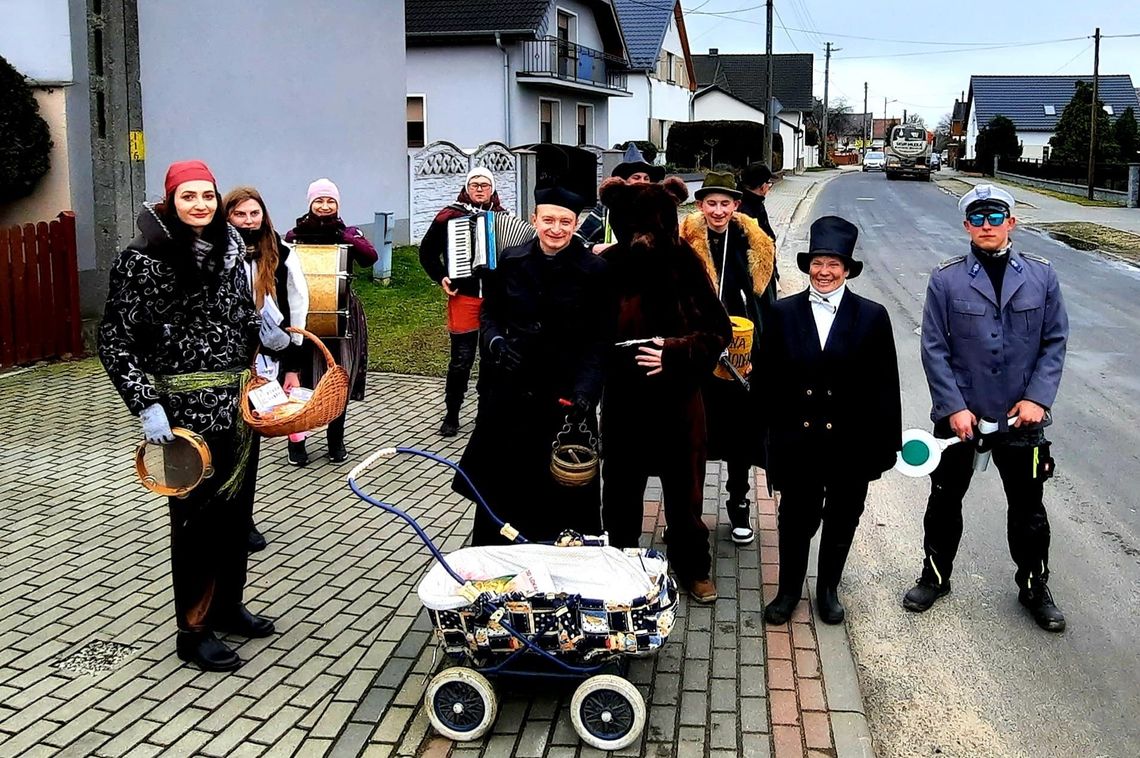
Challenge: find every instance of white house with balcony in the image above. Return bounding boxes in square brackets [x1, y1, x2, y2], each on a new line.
[404, 0, 630, 149]
[607, 0, 695, 150]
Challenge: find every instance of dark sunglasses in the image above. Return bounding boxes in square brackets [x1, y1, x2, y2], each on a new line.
[967, 211, 1008, 228]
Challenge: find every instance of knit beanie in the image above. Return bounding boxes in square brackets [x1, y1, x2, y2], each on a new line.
[164, 160, 216, 196]
[306, 178, 341, 206]
[466, 167, 495, 192]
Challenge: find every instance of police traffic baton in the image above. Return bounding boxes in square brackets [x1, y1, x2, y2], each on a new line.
[895, 414, 1020, 478]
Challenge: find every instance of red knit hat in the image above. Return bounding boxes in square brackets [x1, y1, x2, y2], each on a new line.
[164, 160, 217, 196]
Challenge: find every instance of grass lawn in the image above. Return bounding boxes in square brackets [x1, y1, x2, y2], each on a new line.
[354, 245, 450, 377]
[990, 178, 1120, 208]
[1036, 222, 1140, 263]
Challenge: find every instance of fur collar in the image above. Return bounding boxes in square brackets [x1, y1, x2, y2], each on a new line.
[132, 201, 240, 272]
[680, 211, 775, 296]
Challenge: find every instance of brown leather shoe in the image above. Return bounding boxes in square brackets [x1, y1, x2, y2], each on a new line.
[686, 578, 718, 604]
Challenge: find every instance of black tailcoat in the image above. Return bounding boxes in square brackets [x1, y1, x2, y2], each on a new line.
[754, 288, 902, 491]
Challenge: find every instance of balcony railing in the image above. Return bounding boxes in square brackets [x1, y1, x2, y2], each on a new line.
[518, 36, 628, 93]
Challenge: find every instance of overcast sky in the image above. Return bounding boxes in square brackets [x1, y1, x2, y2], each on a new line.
[680, 0, 1140, 127]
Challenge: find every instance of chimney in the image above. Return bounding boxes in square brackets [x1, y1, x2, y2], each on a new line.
[709, 48, 719, 56]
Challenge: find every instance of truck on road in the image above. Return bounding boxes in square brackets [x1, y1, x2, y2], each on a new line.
[884, 124, 933, 181]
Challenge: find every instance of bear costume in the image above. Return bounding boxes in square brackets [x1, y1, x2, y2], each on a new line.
[599, 177, 732, 597]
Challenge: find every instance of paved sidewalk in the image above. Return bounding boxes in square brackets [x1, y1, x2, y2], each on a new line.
[1, 172, 867, 758]
[939, 169, 1140, 234]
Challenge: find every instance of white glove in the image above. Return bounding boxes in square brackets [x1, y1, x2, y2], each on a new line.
[140, 404, 175, 445]
[259, 316, 290, 351]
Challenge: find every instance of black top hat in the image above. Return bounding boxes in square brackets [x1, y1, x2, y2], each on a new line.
[535, 184, 588, 216]
[797, 215, 863, 278]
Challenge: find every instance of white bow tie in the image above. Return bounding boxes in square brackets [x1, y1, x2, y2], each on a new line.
[809, 293, 837, 313]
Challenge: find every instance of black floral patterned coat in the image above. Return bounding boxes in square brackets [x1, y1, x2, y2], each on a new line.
[98, 203, 260, 435]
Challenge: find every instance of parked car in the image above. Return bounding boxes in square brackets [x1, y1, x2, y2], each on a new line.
[863, 151, 886, 171]
[929, 152, 942, 171]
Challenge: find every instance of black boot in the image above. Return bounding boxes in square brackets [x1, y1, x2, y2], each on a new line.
[765, 524, 810, 626]
[1019, 576, 1065, 632]
[439, 411, 460, 437]
[212, 606, 275, 638]
[176, 631, 241, 672]
[903, 558, 951, 612]
[327, 416, 347, 463]
[247, 522, 267, 554]
[816, 585, 845, 625]
[764, 594, 799, 625]
[816, 531, 856, 625]
[287, 439, 309, 467]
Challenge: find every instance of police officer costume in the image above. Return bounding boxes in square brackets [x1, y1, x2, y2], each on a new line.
[904, 185, 1069, 632]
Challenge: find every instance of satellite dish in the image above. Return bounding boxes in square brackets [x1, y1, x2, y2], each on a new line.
[895, 428, 963, 478]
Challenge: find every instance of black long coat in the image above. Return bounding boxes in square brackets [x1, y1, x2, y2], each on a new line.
[753, 288, 902, 490]
[455, 237, 614, 545]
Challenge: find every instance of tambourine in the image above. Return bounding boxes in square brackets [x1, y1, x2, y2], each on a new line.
[135, 428, 214, 497]
[550, 416, 600, 488]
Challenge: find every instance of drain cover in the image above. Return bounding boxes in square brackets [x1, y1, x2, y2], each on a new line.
[54, 640, 138, 675]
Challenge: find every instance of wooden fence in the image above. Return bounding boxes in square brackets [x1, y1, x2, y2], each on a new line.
[0, 211, 83, 368]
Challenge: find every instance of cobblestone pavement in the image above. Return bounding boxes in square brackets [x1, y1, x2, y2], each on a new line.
[0, 174, 864, 758]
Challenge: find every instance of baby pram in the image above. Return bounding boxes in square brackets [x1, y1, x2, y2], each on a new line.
[347, 446, 679, 751]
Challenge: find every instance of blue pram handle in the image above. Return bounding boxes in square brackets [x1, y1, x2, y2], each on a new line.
[347, 446, 529, 584]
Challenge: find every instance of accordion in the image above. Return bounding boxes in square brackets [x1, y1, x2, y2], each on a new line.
[447, 212, 537, 280]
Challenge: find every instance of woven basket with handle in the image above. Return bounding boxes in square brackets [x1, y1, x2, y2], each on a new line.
[241, 327, 349, 437]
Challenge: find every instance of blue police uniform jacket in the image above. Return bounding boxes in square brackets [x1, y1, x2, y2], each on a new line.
[921, 247, 1068, 431]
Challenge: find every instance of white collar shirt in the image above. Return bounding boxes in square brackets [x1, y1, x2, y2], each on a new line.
[808, 283, 846, 349]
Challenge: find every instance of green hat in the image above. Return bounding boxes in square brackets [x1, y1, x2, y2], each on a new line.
[694, 171, 742, 200]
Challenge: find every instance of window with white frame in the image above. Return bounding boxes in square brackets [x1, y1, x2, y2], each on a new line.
[577, 104, 594, 145]
[540, 99, 561, 143]
[407, 96, 425, 148]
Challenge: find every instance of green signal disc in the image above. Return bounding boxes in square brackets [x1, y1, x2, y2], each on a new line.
[901, 439, 931, 466]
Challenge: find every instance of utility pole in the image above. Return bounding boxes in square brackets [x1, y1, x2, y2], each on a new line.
[1088, 27, 1101, 200]
[903, 108, 908, 123]
[763, 0, 774, 166]
[863, 81, 869, 153]
[821, 41, 832, 165]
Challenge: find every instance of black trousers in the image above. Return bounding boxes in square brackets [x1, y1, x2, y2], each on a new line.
[602, 454, 712, 584]
[725, 457, 752, 504]
[921, 424, 1051, 587]
[445, 331, 479, 418]
[168, 432, 260, 632]
[775, 479, 869, 598]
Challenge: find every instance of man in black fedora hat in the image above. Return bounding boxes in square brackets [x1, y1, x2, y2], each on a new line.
[576, 144, 665, 254]
[755, 215, 902, 626]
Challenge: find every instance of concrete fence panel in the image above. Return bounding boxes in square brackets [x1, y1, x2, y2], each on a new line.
[410, 141, 471, 241]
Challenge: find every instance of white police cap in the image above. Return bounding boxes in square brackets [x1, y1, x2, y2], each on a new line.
[958, 183, 1015, 214]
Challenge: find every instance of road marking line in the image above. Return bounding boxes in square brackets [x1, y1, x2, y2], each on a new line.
[856, 197, 876, 201]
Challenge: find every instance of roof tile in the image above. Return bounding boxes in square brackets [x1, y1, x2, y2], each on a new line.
[612, 0, 674, 70]
[692, 53, 814, 112]
[970, 74, 1139, 131]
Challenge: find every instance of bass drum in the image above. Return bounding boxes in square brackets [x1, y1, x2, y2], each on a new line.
[293, 244, 349, 338]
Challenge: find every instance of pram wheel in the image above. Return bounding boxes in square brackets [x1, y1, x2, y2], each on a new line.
[425, 667, 497, 741]
[570, 674, 646, 751]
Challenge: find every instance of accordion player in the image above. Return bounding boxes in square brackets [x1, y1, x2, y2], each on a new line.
[446, 211, 537, 280]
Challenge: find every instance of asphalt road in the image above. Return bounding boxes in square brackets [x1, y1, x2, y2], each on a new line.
[792, 171, 1140, 758]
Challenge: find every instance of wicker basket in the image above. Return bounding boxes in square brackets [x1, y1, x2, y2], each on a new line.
[241, 327, 349, 437]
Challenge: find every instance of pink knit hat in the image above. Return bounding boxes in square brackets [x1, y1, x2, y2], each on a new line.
[306, 178, 341, 206]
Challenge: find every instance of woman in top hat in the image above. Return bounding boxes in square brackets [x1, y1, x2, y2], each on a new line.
[98, 160, 287, 671]
[754, 215, 901, 626]
[455, 183, 614, 546]
[680, 170, 776, 546]
[285, 178, 378, 464]
[576, 143, 665, 254]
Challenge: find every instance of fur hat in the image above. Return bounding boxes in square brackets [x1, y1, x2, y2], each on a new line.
[600, 176, 688, 246]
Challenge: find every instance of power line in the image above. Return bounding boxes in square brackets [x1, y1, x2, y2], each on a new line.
[1050, 43, 1094, 74]
[771, 5, 800, 52]
[837, 36, 1088, 60]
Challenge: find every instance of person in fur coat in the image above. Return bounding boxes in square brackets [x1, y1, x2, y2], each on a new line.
[679, 171, 777, 546]
[600, 176, 732, 604]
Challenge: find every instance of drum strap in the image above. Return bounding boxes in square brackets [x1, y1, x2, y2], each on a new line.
[149, 368, 253, 498]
